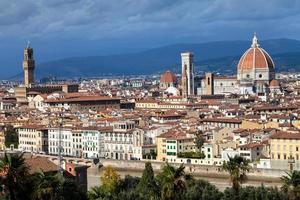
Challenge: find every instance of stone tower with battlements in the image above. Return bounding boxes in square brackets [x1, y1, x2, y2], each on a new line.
[23, 42, 35, 87]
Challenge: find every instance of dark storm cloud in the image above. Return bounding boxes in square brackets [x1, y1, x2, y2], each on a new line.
[0, 0, 300, 45]
[0, 0, 300, 78]
[0, 1, 38, 25]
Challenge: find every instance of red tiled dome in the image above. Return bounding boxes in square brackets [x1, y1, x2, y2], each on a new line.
[160, 71, 177, 83]
[270, 79, 280, 87]
[238, 34, 274, 71]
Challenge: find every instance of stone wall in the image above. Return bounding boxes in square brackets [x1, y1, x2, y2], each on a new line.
[99, 159, 284, 181]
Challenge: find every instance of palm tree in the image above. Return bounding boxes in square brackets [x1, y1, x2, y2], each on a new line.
[0, 153, 29, 200]
[222, 155, 250, 194]
[33, 171, 62, 200]
[157, 163, 191, 200]
[281, 170, 300, 200]
[33, 172, 86, 200]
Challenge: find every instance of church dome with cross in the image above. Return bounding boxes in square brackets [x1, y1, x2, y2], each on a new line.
[237, 33, 276, 94]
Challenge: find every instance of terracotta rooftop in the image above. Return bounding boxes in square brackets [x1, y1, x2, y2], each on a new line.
[271, 131, 300, 140]
[238, 35, 274, 71]
[45, 96, 120, 103]
[239, 142, 264, 149]
[160, 71, 177, 83]
[200, 118, 242, 123]
[24, 155, 58, 174]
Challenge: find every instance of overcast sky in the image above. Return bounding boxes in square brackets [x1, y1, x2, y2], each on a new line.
[1, 0, 300, 77]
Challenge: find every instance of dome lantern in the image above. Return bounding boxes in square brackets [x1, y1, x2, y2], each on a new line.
[251, 32, 260, 48]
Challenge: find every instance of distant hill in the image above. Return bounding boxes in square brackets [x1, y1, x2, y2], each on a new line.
[193, 51, 300, 74]
[36, 38, 300, 78]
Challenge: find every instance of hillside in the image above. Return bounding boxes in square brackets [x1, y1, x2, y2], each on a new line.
[35, 38, 300, 77]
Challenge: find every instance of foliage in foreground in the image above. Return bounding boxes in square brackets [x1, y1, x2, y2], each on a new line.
[0, 153, 87, 200]
[1, 153, 300, 200]
[222, 155, 250, 193]
[88, 159, 298, 200]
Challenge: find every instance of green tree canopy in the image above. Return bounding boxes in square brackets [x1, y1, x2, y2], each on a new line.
[222, 155, 250, 197]
[281, 170, 300, 200]
[100, 166, 121, 194]
[157, 163, 190, 200]
[4, 126, 18, 148]
[0, 153, 29, 200]
[137, 162, 159, 200]
[194, 131, 205, 151]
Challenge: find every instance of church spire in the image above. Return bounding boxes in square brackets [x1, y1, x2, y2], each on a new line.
[251, 32, 260, 48]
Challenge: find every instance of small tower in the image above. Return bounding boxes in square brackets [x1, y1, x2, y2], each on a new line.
[205, 72, 214, 95]
[23, 41, 35, 87]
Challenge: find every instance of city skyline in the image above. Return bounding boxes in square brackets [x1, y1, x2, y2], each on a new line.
[1, 0, 300, 77]
[1, 1, 300, 199]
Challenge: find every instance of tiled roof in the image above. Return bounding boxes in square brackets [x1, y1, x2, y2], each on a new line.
[270, 131, 300, 140]
[238, 45, 274, 71]
[24, 155, 58, 174]
[160, 71, 177, 83]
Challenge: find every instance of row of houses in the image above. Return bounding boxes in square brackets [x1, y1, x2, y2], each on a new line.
[16, 120, 171, 161]
[17, 120, 143, 160]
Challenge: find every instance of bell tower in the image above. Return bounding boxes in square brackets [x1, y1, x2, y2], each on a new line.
[181, 52, 194, 97]
[23, 41, 35, 87]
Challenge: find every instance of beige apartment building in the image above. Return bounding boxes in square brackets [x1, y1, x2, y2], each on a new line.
[17, 125, 48, 153]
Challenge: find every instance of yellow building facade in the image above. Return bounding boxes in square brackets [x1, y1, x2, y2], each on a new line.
[270, 132, 300, 170]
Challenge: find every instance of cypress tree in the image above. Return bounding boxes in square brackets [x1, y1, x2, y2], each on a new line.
[137, 162, 159, 200]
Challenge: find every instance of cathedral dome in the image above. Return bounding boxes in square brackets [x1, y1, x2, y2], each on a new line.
[270, 79, 280, 87]
[237, 34, 274, 72]
[160, 71, 177, 83]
